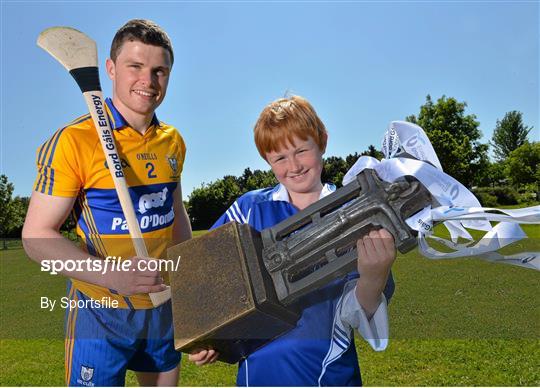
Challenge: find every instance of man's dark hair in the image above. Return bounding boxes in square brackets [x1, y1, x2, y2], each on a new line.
[110, 19, 174, 64]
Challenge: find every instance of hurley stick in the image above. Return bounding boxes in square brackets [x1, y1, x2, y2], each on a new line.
[37, 27, 170, 306]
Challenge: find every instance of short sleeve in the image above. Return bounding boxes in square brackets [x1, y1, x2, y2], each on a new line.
[174, 130, 187, 176]
[33, 128, 81, 197]
[211, 211, 234, 230]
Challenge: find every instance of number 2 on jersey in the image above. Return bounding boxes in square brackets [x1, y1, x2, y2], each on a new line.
[146, 162, 157, 179]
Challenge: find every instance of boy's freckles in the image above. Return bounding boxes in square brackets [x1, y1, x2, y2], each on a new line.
[267, 136, 324, 197]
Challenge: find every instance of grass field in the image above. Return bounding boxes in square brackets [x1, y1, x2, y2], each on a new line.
[1, 226, 539, 386]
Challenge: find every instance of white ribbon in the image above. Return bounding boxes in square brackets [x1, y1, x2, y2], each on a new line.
[344, 121, 540, 271]
[382, 120, 443, 170]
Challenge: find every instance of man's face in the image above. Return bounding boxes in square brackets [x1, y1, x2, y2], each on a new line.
[266, 136, 324, 197]
[106, 40, 172, 121]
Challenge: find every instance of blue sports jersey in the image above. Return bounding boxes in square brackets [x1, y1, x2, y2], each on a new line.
[212, 183, 395, 386]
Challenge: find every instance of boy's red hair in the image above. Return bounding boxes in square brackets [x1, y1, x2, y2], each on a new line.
[254, 96, 328, 159]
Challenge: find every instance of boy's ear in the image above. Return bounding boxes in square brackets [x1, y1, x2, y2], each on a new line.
[321, 132, 328, 154]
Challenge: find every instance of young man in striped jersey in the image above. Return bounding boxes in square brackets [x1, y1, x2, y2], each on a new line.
[190, 95, 396, 386]
[23, 19, 190, 386]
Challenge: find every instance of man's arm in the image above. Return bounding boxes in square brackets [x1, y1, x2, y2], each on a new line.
[22, 191, 166, 295]
[171, 182, 192, 246]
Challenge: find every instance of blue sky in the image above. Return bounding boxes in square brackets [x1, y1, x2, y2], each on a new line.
[1, 1, 538, 197]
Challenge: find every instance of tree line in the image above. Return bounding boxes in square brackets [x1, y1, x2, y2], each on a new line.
[1, 94, 538, 239]
[0, 175, 29, 247]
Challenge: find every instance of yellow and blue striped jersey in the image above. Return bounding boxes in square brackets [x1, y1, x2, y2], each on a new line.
[34, 98, 186, 309]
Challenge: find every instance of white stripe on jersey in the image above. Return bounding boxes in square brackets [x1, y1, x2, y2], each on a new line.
[318, 288, 352, 386]
[233, 201, 247, 223]
[227, 206, 241, 223]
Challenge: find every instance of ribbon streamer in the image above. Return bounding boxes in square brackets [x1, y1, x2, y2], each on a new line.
[344, 121, 540, 270]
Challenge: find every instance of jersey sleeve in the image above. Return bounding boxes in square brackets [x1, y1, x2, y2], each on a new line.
[210, 211, 232, 230]
[210, 198, 251, 230]
[33, 128, 82, 197]
[173, 129, 187, 176]
[339, 281, 389, 351]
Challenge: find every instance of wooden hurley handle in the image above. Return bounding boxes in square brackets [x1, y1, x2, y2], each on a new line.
[83, 91, 171, 306]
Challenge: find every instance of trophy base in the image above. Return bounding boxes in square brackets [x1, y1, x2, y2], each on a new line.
[168, 222, 299, 363]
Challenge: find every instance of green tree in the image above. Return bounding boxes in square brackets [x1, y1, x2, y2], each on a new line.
[486, 161, 507, 187]
[9, 196, 28, 236]
[504, 142, 540, 186]
[360, 145, 384, 160]
[322, 156, 348, 188]
[0, 175, 14, 234]
[491, 111, 533, 161]
[238, 168, 277, 191]
[406, 95, 489, 187]
[188, 176, 243, 230]
[345, 152, 361, 168]
[0, 175, 27, 248]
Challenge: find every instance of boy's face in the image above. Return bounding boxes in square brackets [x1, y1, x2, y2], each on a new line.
[266, 136, 324, 196]
[106, 40, 172, 121]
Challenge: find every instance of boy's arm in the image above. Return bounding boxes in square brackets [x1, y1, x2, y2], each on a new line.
[355, 229, 396, 317]
[338, 229, 395, 351]
[22, 191, 166, 296]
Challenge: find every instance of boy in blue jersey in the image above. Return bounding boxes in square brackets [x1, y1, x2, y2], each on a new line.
[190, 95, 396, 386]
[23, 20, 191, 386]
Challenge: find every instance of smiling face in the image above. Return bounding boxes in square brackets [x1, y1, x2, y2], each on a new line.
[106, 40, 171, 129]
[266, 136, 324, 199]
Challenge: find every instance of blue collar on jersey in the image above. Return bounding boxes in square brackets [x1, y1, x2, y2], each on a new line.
[271, 183, 336, 202]
[105, 98, 161, 130]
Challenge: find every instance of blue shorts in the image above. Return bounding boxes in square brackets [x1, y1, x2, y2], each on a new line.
[64, 285, 181, 386]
